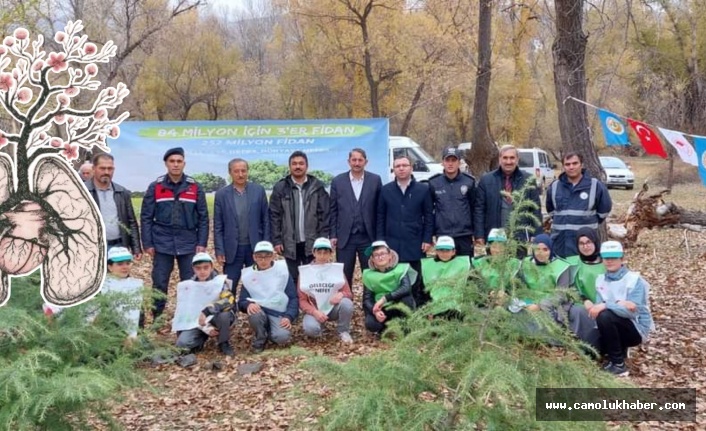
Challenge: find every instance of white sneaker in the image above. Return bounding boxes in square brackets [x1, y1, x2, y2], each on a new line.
[339, 332, 353, 344]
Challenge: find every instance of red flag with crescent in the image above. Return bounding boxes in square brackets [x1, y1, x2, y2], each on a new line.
[627, 119, 668, 159]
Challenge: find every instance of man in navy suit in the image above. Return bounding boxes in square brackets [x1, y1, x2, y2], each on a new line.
[377, 155, 434, 306]
[214, 158, 270, 291]
[329, 148, 382, 288]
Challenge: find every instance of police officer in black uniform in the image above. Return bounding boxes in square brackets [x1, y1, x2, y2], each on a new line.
[141, 147, 209, 319]
[428, 146, 477, 256]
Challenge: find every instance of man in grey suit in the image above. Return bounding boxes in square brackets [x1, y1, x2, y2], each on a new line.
[330, 148, 382, 288]
[214, 158, 270, 291]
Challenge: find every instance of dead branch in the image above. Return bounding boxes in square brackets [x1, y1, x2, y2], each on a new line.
[623, 183, 706, 246]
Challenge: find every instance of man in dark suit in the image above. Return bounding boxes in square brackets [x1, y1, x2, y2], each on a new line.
[329, 148, 382, 288]
[214, 158, 270, 291]
[377, 155, 434, 305]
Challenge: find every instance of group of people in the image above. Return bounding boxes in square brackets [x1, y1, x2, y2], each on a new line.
[77, 143, 651, 376]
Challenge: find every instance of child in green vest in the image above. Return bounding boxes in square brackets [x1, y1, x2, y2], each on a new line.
[421, 236, 470, 316]
[362, 241, 416, 334]
[565, 227, 605, 308]
[515, 235, 600, 350]
[519, 234, 572, 310]
[471, 228, 521, 303]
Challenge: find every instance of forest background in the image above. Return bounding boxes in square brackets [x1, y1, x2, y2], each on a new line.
[2, 2, 706, 428]
[3, 0, 705, 170]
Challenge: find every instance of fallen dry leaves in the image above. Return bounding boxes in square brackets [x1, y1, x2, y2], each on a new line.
[107, 176, 706, 430]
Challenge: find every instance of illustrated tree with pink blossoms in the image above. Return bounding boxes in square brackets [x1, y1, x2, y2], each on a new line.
[0, 21, 129, 307]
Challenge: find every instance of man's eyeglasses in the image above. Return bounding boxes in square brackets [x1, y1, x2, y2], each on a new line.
[372, 252, 389, 259]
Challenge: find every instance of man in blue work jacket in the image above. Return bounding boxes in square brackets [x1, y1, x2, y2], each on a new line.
[546, 152, 612, 258]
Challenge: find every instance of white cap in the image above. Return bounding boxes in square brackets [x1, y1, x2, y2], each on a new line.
[487, 228, 507, 243]
[253, 241, 275, 253]
[365, 240, 390, 257]
[312, 237, 332, 251]
[600, 241, 624, 258]
[107, 247, 132, 263]
[435, 236, 455, 250]
[192, 252, 214, 265]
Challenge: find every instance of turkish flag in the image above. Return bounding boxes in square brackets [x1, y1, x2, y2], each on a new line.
[627, 119, 668, 159]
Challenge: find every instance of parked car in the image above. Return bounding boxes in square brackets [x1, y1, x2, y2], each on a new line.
[517, 148, 556, 193]
[599, 156, 634, 190]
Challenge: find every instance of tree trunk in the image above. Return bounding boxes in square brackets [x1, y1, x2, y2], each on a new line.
[469, 0, 498, 177]
[399, 81, 425, 136]
[551, 0, 603, 180]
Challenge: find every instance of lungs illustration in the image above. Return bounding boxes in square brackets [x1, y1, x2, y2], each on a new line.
[0, 154, 14, 306]
[33, 156, 106, 306]
[0, 153, 106, 307]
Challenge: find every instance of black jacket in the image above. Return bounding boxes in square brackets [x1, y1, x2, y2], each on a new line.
[473, 167, 542, 241]
[377, 178, 434, 262]
[428, 172, 476, 237]
[270, 174, 330, 260]
[329, 170, 381, 248]
[362, 273, 413, 314]
[85, 180, 142, 255]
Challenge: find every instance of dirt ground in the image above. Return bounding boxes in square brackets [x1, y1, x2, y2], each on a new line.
[112, 157, 706, 430]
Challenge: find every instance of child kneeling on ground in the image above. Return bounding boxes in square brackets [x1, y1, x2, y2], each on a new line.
[588, 241, 654, 376]
[298, 238, 354, 343]
[238, 241, 299, 353]
[173, 253, 236, 357]
[421, 236, 470, 318]
[362, 240, 416, 334]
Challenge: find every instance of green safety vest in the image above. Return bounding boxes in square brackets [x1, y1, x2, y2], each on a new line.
[362, 263, 411, 303]
[520, 257, 572, 305]
[471, 256, 520, 291]
[565, 255, 604, 303]
[421, 256, 470, 309]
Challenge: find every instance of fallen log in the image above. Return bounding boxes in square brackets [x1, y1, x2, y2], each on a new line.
[623, 183, 706, 246]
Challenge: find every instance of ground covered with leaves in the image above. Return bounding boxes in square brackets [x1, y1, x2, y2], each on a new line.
[109, 161, 705, 430]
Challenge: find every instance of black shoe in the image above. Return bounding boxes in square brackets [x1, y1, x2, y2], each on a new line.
[219, 342, 235, 357]
[251, 344, 265, 354]
[603, 362, 629, 377]
[177, 353, 198, 368]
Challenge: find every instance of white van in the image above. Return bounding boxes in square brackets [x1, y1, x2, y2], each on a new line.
[389, 136, 443, 182]
[517, 148, 556, 192]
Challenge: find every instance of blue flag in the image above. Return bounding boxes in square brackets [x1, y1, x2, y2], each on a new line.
[692, 135, 706, 186]
[597, 109, 629, 146]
